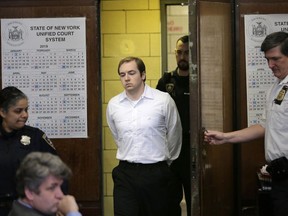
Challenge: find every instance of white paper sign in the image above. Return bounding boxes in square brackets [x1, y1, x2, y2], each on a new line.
[1, 17, 88, 138]
[244, 14, 288, 126]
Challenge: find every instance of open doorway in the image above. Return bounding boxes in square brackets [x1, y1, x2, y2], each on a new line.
[160, 1, 189, 215]
[160, 0, 188, 73]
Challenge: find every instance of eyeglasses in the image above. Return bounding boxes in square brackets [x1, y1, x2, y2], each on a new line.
[175, 50, 189, 56]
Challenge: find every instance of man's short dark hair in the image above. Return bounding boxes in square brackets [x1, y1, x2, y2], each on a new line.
[261, 31, 288, 56]
[176, 35, 189, 45]
[117, 56, 146, 81]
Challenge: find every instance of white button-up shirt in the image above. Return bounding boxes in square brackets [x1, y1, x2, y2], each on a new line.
[106, 85, 182, 164]
[261, 75, 288, 162]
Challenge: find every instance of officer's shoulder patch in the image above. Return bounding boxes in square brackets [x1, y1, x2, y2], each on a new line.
[42, 134, 56, 150]
[166, 83, 175, 93]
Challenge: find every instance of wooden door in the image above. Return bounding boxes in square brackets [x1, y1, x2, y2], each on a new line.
[191, 0, 288, 215]
[189, 0, 234, 215]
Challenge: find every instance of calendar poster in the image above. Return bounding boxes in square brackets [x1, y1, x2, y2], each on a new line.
[244, 14, 288, 126]
[1, 17, 88, 138]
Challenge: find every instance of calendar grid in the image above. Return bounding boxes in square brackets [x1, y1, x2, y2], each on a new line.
[1, 18, 88, 138]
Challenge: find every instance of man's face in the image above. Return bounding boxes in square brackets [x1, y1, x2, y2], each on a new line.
[175, 40, 189, 71]
[27, 175, 64, 215]
[265, 45, 288, 80]
[119, 60, 145, 94]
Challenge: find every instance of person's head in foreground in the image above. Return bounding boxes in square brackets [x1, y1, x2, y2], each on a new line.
[15, 152, 72, 215]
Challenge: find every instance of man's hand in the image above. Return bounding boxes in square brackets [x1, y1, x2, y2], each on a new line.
[58, 195, 79, 215]
[204, 130, 226, 145]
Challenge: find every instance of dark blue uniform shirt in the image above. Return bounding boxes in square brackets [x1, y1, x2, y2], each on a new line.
[0, 125, 56, 200]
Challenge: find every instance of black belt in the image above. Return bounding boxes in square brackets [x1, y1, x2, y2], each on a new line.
[119, 160, 167, 167]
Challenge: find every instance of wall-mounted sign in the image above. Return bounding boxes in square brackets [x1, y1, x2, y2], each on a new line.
[244, 14, 288, 126]
[1, 17, 87, 138]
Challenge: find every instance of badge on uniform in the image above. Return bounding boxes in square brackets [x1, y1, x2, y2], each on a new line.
[20, 135, 31, 145]
[166, 83, 175, 94]
[274, 85, 288, 105]
[42, 134, 56, 150]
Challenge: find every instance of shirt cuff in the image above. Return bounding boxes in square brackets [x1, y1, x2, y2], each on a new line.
[67, 212, 82, 216]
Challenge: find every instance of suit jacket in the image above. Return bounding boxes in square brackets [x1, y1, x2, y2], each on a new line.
[8, 200, 53, 216]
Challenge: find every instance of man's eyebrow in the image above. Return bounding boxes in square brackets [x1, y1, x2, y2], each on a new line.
[265, 56, 282, 59]
[120, 70, 134, 72]
[119, 70, 136, 74]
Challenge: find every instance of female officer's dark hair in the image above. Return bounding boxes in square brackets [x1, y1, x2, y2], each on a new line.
[261, 31, 288, 56]
[117, 56, 146, 82]
[0, 86, 28, 113]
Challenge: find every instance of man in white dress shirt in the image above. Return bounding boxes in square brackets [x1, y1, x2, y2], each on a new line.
[106, 56, 183, 216]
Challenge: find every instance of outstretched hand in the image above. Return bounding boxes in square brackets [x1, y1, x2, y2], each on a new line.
[204, 130, 227, 145]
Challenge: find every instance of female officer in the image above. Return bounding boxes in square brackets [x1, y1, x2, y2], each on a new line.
[0, 86, 57, 216]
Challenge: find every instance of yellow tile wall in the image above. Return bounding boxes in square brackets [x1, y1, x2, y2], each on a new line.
[101, 0, 161, 215]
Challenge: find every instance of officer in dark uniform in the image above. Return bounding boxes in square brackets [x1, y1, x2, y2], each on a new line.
[0, 86, 57, 216]
[156, 35, 191, 216]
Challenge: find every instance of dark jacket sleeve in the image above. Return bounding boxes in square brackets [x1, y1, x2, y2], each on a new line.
[156, 72, 171, 92]
[34, 127, 57, 154]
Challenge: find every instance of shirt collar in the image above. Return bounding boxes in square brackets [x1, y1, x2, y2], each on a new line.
[279, 75, 288, 85]
[118, 85, 154, 102]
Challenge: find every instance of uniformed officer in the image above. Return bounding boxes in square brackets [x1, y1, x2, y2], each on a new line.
[0, 86, 57, 216]
[156, 35, 191, 216]
[205, 32, 288, 216]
